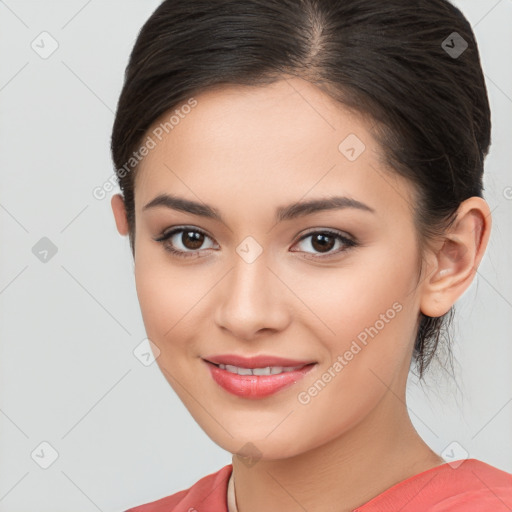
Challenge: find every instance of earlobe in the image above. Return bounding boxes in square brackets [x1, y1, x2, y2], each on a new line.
[111, 193, 129, 236]
[419, 197, 492, 318]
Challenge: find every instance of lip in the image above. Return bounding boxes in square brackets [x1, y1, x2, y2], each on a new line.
[204, 354, 315, 368]
[202, 355, 316, 399]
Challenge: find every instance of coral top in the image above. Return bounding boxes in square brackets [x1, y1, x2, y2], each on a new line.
[125, 459, 512, 511]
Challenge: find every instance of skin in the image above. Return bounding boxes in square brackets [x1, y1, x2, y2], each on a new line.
[111, 77, 491, 512]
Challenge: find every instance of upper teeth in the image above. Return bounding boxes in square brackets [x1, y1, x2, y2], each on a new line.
[218, 364, 304, 376]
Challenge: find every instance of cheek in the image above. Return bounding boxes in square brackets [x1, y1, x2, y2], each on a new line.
[281, 245, 417, 344]
[133, 251, 207, 349]
[283, 244, 419, 408]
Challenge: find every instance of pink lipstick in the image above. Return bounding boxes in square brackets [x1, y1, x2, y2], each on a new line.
[203, 354, 316, 399]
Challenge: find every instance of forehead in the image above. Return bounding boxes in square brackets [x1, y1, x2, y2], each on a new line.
[134, 77, 415, 221]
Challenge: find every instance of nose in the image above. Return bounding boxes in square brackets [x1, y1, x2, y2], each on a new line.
[214, 253, 291, 341]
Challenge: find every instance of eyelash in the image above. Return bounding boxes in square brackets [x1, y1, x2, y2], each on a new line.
[154, 226, 358, 260]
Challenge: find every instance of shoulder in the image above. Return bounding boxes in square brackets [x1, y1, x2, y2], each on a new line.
[429, 459, 512, 511]
[356, 459, 512, 511]
[124, 464, 232, 512]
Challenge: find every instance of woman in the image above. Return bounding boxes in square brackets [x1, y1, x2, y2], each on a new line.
[110, 0, 512, 510]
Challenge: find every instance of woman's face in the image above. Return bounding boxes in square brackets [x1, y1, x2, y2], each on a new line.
[115, 77, 430, 459]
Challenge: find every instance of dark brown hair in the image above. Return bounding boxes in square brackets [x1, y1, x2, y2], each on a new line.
[110, 0, 491, 379]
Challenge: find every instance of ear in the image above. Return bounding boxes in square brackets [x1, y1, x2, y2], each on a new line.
[419, 197, 492, 318]
[111, 193, 129, 236]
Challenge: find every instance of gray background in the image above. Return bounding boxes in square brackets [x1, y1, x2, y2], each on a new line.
[0, 1, 511, 511]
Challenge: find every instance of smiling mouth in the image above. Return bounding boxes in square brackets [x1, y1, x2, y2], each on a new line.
[203, 359, 317, 399]
[211, 363, 312, 376]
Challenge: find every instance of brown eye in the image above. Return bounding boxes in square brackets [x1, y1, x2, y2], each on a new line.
[310, 233, 336, 253]
[181, 230, 205, 250]
[291, 230, 357, 259]
[154, 226, 218, 258]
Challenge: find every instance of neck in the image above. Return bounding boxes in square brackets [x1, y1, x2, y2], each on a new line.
[231, 389, 444, 512]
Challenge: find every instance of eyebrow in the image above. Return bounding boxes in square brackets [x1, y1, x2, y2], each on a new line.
[142, 193, 375, 223]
